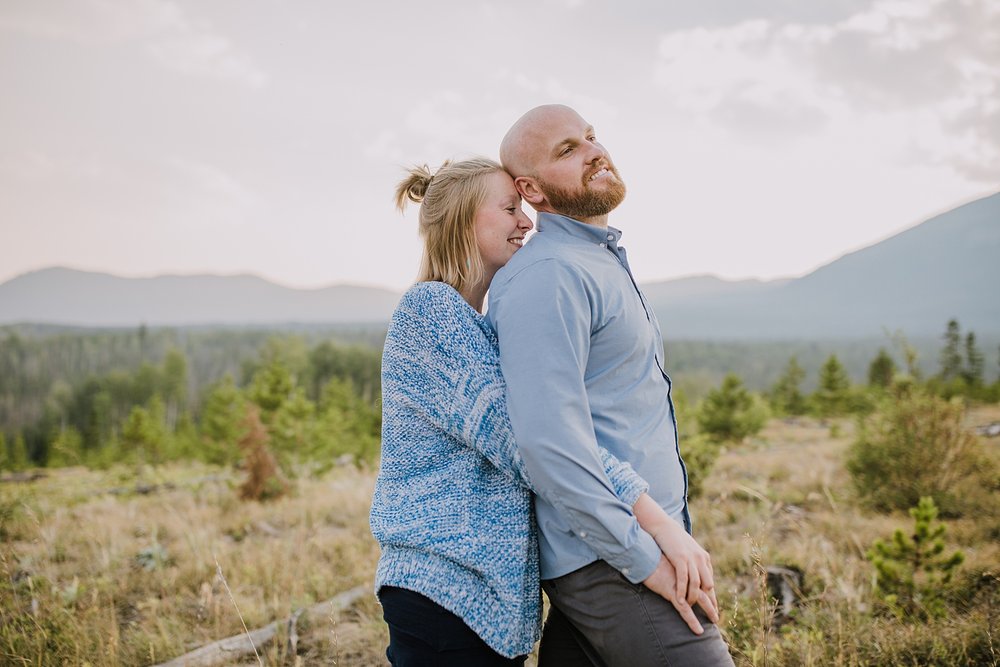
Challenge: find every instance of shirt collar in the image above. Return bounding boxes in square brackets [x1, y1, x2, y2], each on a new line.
[536, 212, 623, 248]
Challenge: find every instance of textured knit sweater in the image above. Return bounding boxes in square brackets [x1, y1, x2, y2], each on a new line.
[370, 281, 650, 658]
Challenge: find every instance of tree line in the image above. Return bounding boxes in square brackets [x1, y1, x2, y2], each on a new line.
[0, 333, 382, 473]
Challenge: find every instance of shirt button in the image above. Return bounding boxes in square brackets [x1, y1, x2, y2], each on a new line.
[599, 243, 606, 248]
[579, 531, 587, 538]
[607, 234, 614, 241]
[622, 568, 630, 576]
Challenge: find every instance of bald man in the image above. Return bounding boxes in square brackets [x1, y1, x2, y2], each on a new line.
[487, 105, 734, 665]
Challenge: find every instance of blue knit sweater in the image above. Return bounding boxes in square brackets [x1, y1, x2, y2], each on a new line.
[370, 281, 650, 658]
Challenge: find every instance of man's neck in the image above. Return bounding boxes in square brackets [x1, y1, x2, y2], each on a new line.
[541, 208, 609, 228]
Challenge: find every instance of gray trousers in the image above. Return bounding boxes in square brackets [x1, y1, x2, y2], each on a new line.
[539, 560, 735, 667]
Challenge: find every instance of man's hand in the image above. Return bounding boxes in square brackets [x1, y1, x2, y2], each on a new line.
[633, 494, 719, 621]
[642, 555, 718, 634]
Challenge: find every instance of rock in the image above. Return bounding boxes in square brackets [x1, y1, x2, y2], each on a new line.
[975, 422, 1000, 438]
[766, 565, 803, 625]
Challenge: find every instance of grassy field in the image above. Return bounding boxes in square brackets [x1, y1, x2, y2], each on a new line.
[2, 408, 999, 666]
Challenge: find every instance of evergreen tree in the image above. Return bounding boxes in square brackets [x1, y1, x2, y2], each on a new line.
[868, 496, 963, 620]
[770, 356, 806, 415]
[867, 348, 897, 388]
[938, 319, 963, 382]
[161, 348, 188, 429]
[962, 332, 984, 387]
[247, 360, 294, 420]
[47, 427, 84, 468]
[199, 376, 246, 465]
[813, 354, 851, 418]
[9, 434, 29, 471]
[121, 398, 168, 464]
[696, 374, 768, 443]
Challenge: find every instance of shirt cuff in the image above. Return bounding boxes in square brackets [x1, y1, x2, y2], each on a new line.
[608, 528, 661, 584]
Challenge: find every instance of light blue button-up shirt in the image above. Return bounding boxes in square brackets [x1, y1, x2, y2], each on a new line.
[487, 212, 690, 584]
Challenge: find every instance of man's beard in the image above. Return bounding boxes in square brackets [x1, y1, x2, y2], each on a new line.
[536, 167, 627, 220]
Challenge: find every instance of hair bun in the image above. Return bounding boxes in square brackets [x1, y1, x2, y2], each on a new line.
[394, 164, 434, 212]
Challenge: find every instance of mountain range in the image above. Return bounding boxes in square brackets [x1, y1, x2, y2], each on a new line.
[2, 192, 998, 338]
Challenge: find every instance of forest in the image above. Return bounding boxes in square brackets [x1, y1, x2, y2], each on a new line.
[1, 317, 998, 665]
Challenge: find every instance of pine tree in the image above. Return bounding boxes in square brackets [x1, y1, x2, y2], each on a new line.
[47, 427, 84, 468]
[770, 356, 806, 415]
[199, 376, 246, 465]
[9, 434, 30, 471]
[867, 348, 897, 388]
[247, 360, 294, 420]
[868, 496, 964, 620]
[161, 348, 188, 429]
[813, 355, 850, 418]
[938, 319, 963, 382]
[121, 398, 168, 465]
[963, 332, 984, 387]
[697, 374, 768, 443]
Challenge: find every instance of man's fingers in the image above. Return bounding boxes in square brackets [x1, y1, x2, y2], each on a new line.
[670, 598, 704, 635]
[698, 554, 715, 593]
[696, 589, 720, 624]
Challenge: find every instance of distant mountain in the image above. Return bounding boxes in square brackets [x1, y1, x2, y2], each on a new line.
[647, 192, 1000, 338]
[0, 268, 401, 326]
[2, 193, 997, 336]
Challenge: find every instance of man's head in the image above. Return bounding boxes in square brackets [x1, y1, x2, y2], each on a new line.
[499, 104, 625, 226]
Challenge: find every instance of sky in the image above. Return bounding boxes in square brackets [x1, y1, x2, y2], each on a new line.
[1, 0, 997, 291]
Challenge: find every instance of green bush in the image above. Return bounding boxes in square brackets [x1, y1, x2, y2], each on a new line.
[846, 380, 997, 516]
[681, 433, 722, 500]
[696, 374, 769, 443]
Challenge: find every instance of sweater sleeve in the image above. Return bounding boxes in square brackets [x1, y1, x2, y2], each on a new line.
[387, 283, 648, 505]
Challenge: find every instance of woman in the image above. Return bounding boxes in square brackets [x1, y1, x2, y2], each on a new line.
[368, 158, 654, 664]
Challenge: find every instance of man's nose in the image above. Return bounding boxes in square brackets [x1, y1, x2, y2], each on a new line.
[583, 140, 607, 163]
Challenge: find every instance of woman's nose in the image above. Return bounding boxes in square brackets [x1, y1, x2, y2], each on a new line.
[518, 211, 534, 231]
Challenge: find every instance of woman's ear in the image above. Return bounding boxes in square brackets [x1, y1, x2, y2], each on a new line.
[515, 177, 544, 206]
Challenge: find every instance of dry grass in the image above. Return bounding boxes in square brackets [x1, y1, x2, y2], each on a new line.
[0, 463, 385, 665]
[2, 410, 999, 665]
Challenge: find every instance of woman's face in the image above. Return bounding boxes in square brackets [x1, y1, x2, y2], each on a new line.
[474, 171, 534, 279]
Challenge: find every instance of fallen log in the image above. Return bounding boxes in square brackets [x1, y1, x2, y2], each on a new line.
[154, 585, 368, 667]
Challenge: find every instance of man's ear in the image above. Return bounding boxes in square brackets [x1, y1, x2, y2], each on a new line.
[515, 177, 545, 206]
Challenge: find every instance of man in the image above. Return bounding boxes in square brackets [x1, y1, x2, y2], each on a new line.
[487, 105, 734, 665]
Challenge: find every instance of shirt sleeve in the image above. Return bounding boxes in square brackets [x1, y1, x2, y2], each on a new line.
[389, 283, 649, 506]
[488, 261, 662, 583]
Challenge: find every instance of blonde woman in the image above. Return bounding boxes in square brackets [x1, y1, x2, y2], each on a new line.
[369, 158, 655, 664]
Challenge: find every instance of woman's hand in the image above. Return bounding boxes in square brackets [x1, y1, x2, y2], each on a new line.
[633, 494, 719, 622]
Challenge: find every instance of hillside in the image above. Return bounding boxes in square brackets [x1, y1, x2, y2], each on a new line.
[1, 192, 997, 336]
[646, 192, 1000, 338]
[0, 268, 400, 326]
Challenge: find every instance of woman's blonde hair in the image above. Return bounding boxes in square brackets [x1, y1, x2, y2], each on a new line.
[395, 157, 503, 295]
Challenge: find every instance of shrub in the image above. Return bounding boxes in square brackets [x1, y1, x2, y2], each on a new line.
[846, 380, 996, 516]
[681, 433, 723, 500]
[238, 406, 288, 501]
[868, 497, 964, 620]
[696, 374, 769, 443]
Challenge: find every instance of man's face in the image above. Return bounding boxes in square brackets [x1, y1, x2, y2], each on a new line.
[530, 109, 626, 220]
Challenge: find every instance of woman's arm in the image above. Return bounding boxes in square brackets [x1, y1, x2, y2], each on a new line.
[633, 493, 719, 622]
[388, 282, 648, 503]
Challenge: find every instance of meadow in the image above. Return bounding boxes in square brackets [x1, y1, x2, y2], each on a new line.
[3, 406, 998, 666]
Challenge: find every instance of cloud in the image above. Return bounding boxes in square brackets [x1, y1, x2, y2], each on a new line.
[0, 0, 267, 87]
[167, 157, 258, 226]
[653, 0, 1000, 182]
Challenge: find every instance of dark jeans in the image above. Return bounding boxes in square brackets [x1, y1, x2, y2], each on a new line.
[539, 561, 735, 666]
[380, 586, 527, 666]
